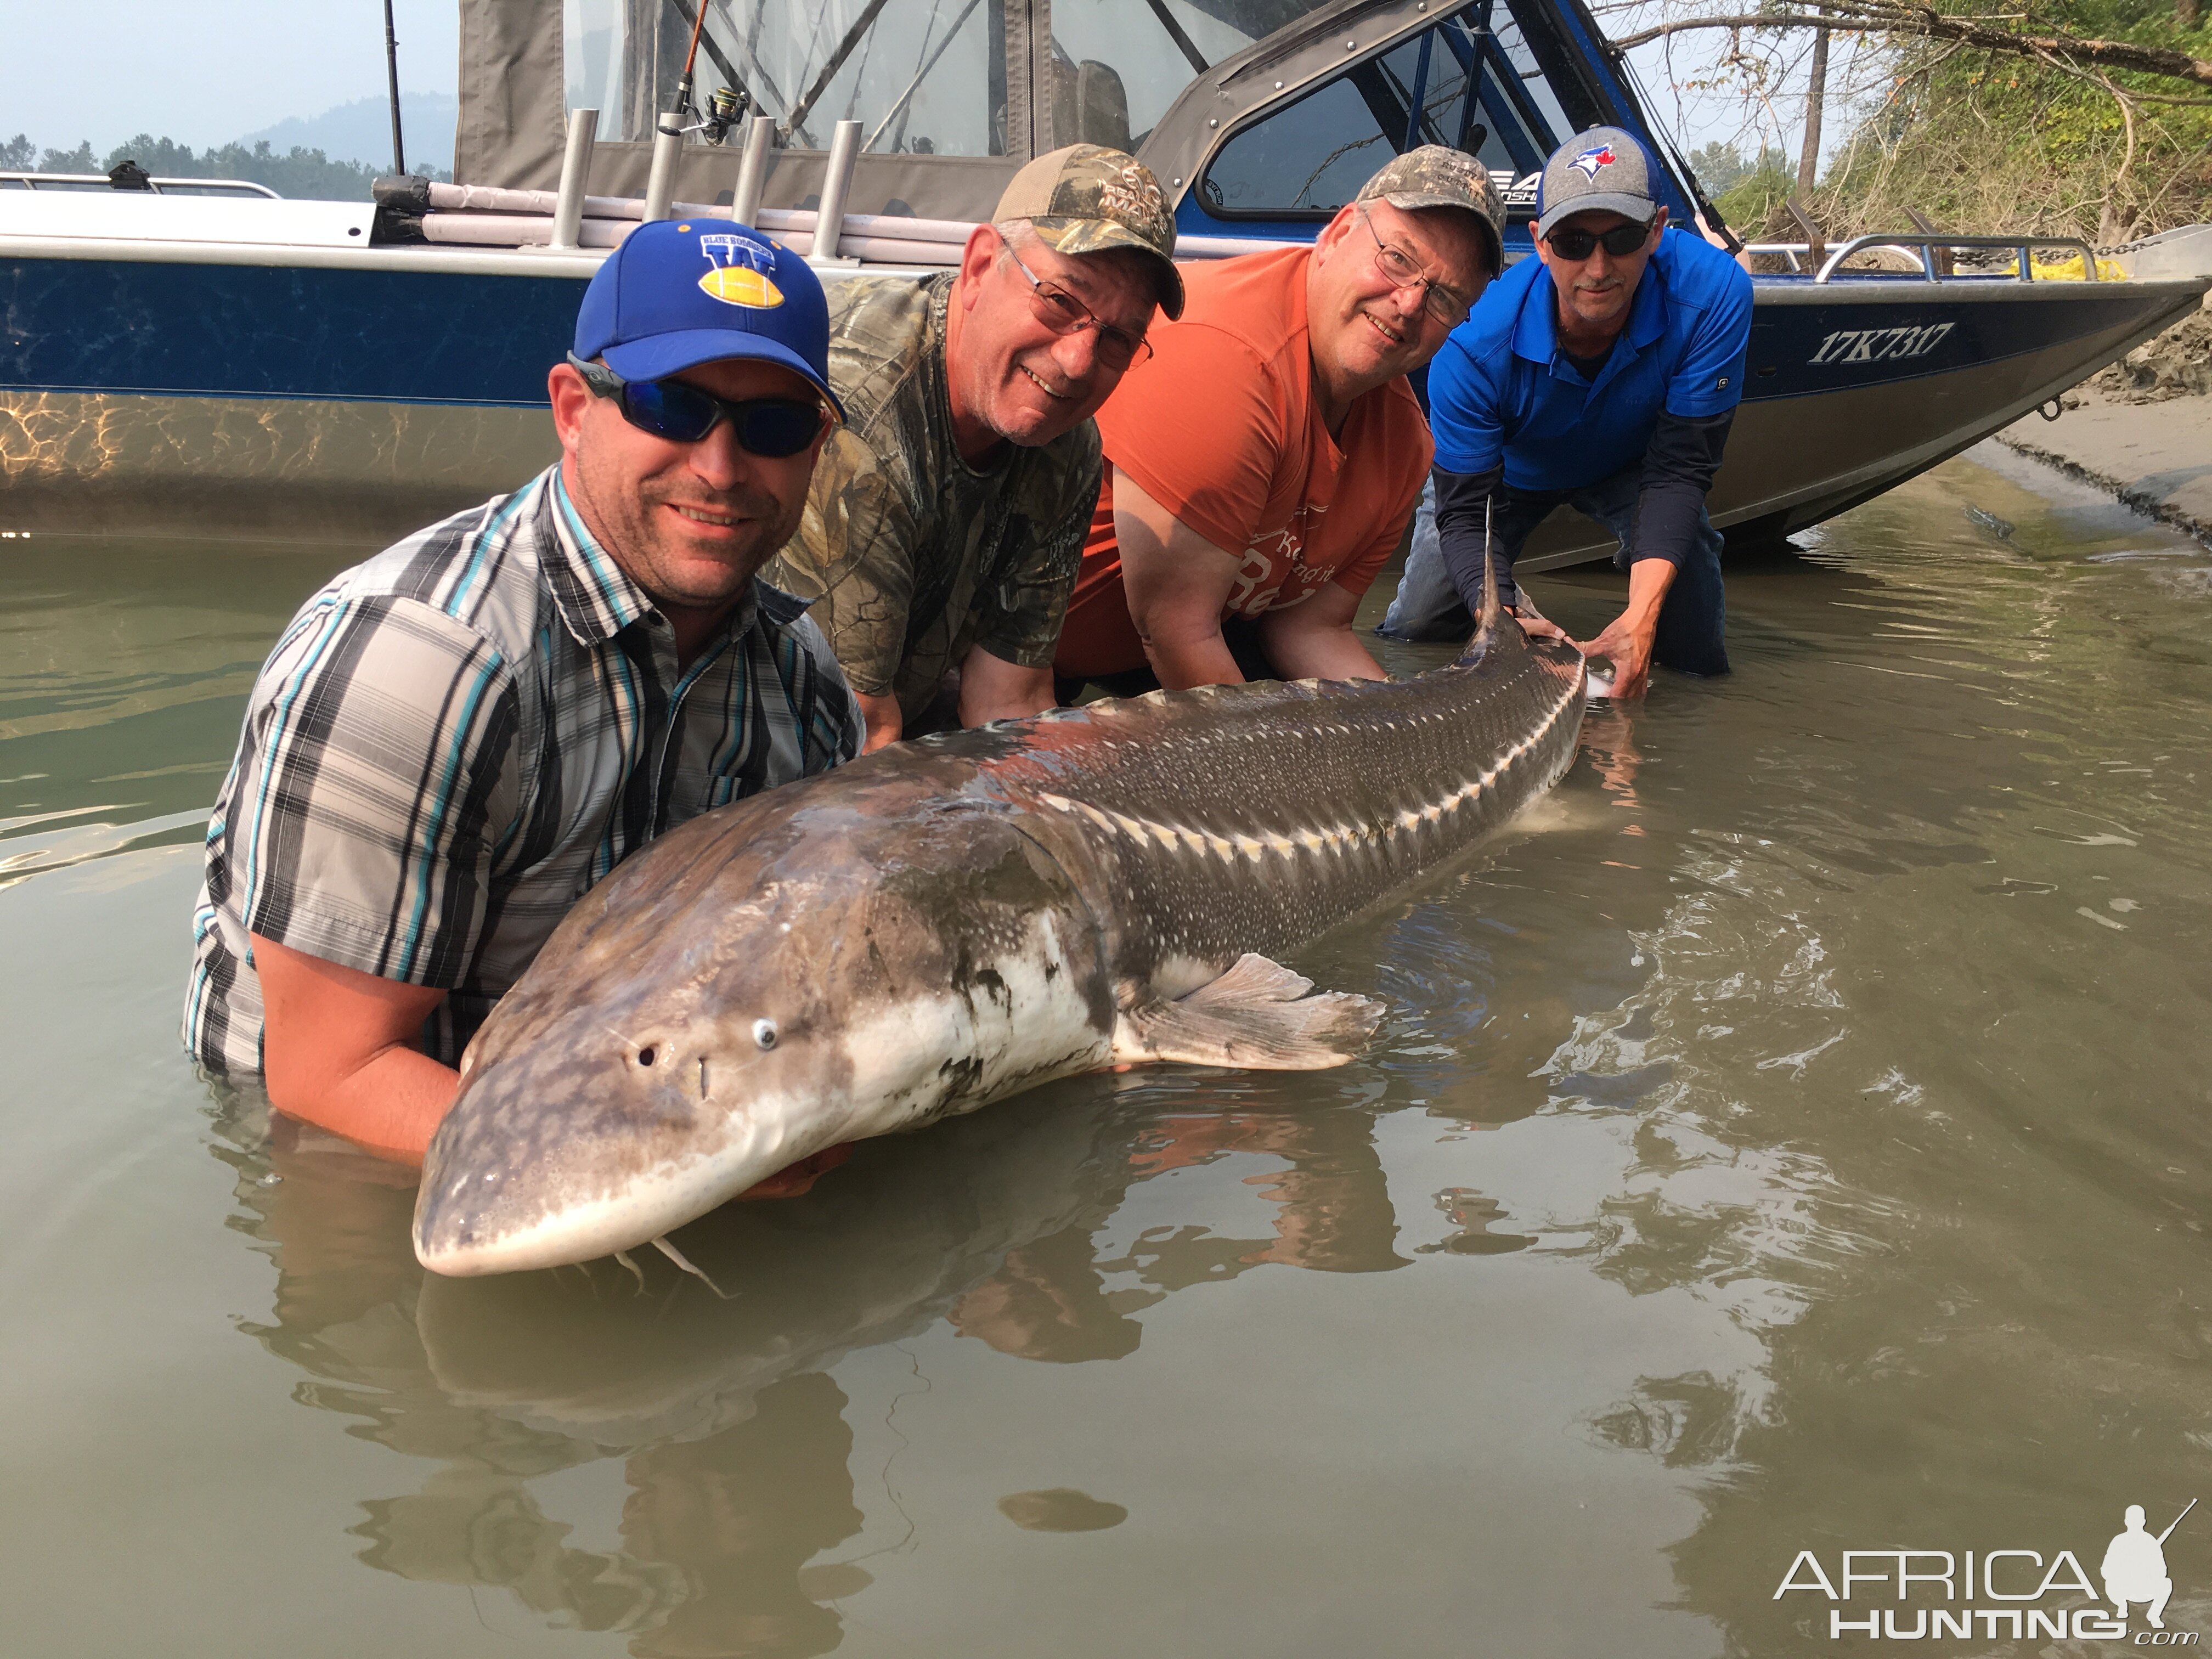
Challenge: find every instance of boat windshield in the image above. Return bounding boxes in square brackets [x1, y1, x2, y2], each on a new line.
[563, 0, 1351, 155]
[1197, 0, 1600, 220]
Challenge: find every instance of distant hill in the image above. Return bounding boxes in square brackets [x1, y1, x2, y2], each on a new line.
[244, 92, 458, 177]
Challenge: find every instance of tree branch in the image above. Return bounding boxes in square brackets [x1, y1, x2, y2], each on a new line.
[1607, 8, 2212, 88]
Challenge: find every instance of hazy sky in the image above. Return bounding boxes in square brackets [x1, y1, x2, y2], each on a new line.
[0, 0, 1832, 170]
[1, 0, 459, 154]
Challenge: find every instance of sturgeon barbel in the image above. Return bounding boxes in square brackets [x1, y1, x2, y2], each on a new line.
[415, 584, 1585, 1276]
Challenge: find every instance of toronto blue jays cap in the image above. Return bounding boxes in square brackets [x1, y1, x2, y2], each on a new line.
[1535, 127, 1660, 239]
[573, 218, 844, 418]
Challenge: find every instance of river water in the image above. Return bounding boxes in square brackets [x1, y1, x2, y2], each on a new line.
[3, 443, 2207, 1658]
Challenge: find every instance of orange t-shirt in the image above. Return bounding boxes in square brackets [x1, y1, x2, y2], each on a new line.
[1053, 244, 1433, 679]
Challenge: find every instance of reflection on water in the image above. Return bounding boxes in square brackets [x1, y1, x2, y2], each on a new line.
[3, 443, 2210, 1656]
[209, 1063, 1414, 1651]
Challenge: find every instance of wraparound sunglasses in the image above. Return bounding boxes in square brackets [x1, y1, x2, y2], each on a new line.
[1543, 222, 1654, 261]
[567, 354, 831, 457]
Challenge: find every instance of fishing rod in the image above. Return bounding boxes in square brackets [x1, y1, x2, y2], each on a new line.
[382, 0, 407, 177]
[669, 0, 712, 139]
[645, 0, 752, 217]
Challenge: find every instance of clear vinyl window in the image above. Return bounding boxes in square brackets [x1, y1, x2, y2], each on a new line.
[563, 0, 1358, 157]
[564, 0, 1000, 154]
[1198, 0, 1600, 218]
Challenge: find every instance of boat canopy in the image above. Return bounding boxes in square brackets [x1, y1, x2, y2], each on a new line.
[456, 0, 1705, 232]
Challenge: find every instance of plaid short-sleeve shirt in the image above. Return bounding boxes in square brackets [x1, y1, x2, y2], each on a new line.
[185, 465, 862, 1074]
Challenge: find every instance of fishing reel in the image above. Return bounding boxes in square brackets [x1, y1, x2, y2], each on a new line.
[688, 86, 751, 146]
[659, 85, 749, 145]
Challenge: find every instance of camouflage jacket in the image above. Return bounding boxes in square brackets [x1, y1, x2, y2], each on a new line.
[764, 272, 1102, 718]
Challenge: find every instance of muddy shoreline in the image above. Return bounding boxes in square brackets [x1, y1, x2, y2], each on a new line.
[1994, 304, 2212, 541]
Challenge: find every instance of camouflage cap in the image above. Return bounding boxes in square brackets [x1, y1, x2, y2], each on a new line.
[1355, 145, 1506, 276]
[994, 143, 1184, 320]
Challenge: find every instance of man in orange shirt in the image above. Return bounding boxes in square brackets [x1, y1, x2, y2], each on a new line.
[1052, 148, 1504, 695]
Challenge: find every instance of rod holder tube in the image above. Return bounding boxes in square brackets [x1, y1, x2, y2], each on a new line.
[730, 116, 775, 227]
[644, 112, 685, 222]
[811, 120, 864, 261]
[550, 109, 600, 250]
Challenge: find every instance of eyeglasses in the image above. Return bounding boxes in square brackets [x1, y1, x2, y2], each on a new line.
[1357, 204, 1475, 329]
[1543, 221, 1654, 261]
[566, 354, 831, 457]
[1001, 244, 1154, 369]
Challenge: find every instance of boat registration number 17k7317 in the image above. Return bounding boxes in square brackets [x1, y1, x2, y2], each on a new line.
[1808, 323, 1957, 366]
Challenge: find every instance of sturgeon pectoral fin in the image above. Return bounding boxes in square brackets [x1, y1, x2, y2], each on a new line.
[1181, 952, 1316, 1008]
[1113, 953, 1385, 1070]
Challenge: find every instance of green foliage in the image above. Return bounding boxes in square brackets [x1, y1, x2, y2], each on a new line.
[1685, 140, 1750, 193]
[1, 132, 449, 196]
[1801, 0, 2212, 240]
[37, 140, 99, 173]
[1713, 149, 1798, 228]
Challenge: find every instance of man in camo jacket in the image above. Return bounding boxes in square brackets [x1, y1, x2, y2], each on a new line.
[764, 144, 1182, 750]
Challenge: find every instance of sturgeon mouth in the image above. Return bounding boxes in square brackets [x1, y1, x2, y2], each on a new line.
[416, 1163, 733, 1275]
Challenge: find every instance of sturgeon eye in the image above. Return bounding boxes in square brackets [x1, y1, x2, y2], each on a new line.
[752, 1019, 778, 1051]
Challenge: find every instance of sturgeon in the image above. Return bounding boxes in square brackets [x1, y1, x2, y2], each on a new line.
[414, 573, 1586, 1276]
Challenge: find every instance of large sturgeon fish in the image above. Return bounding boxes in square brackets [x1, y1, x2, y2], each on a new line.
[415, 575, 1586, 1276]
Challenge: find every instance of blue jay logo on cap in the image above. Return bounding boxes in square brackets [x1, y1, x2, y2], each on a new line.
[696, 230, 785, 309]
[1569, 144, 1618, 179]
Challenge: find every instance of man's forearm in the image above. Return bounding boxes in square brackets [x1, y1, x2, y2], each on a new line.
[1620, 554, 1677, 629]
[1628, 477, 1705, 574]
[1261, 620, 1386, 682]
[1631, 408, 1733, 570]
[957, 646, 1057, 726]
[853, 688, 903, 751]
[1143, 628, 1246, 690]
[267, 1045, 461, 1167]
[253, 931, 458, 1166]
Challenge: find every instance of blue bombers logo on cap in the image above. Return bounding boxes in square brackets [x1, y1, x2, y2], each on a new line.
[696, 232, 783, 307]
[572, 218, 844, 417]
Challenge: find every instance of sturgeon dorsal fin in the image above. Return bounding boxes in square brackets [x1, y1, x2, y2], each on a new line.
[1459, 491, 1505, 665]
[1111, 953, 1385, 1070]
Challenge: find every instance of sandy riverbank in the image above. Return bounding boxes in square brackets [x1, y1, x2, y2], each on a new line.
[1996, 384, 2212, 543]
[1993, 301, 2211, 541]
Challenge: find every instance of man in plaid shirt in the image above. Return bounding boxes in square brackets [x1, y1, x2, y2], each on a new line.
[187, 219, 862, 1177]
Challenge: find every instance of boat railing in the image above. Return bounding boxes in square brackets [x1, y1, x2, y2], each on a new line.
[392, 182, 1288, 265]
[0, 171, 281, 199]
[1740, 233, 2105, 283]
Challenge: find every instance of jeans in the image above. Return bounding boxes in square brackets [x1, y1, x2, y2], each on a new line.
[1377, 467, 1730, 678]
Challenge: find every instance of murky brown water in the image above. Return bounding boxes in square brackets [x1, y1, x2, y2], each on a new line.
[3, 445, 2208, 1657]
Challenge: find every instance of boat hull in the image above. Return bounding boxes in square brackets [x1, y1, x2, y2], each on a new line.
[2, 236, 2205, 548]
[1520, 276, 2209, 571]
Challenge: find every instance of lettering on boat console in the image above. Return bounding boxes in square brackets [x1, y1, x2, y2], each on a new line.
[1808, 323, 1955, 366]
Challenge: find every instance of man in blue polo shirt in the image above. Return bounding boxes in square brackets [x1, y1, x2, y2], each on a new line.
[1379, 127, 1753, 697]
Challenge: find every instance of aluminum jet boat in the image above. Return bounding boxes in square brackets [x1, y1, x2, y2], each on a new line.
[4, 0, 2208, 561]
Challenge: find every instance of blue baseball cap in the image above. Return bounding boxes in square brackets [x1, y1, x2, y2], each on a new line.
[573, 218, 844, 419]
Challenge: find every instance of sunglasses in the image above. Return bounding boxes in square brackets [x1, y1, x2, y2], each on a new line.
[567, 354, 830, 457]
[1544, 222, 1654, 261]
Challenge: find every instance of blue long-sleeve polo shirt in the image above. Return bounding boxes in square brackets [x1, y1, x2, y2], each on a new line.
[1425, 227, 1753, 607]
